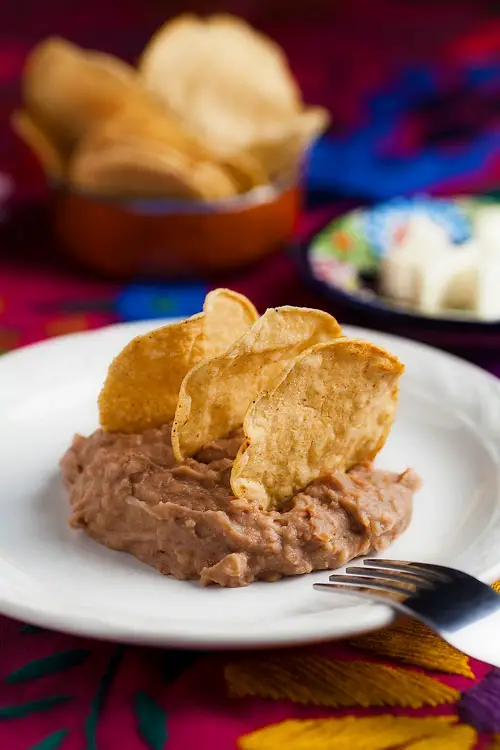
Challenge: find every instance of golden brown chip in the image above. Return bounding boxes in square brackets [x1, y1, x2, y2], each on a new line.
[206, 13, 301, 115]
[245, 106, 330, 181]
[11, 109, 66, 179]
[22, 37, 142, 154]
[78, 99, 210, 162]
[231, 339, 404, 509]
[139, 14, 302, 154]
[98, 289, 257, 432]
[98, 313, 206, 433]
[218, 151, 269, 192]
[70, 139, 238, 199]
[75, 100, 267, 194]
[203, 288, 259, 354]
[171, 307, 342, 459]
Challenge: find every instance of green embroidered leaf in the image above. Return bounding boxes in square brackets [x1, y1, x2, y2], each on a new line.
[0, 695, 72, 719]
[29, 729, 68, 750]
[135, 692, 168, 750]
[6, 649, 90, 684]
[85, 645, 124, 750]
[21, 624, 45, 634]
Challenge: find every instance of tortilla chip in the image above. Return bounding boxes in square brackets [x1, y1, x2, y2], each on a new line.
[139, 14, 301, 154]
[218, 151, 269, 191]
[98, 313, 206, 433]
[11, 109, 66, 179]
[22, 37, 141, 154]
[75, 101, 267, 194]
[231, 339, 404, 509]
[203, 288, 259, 354]
[78, 99, 210, 161]
[70, 98, 243, 198]
[98, 289, 257, 432]
[246, 106, 330, 181]
[172, 306, 342, 459]
[70, 138, 238, 199]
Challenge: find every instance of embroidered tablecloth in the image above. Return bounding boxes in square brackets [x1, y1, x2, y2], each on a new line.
[1, 1, 500, 747]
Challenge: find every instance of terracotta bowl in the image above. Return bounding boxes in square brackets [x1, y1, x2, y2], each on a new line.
[51, 181, 301, 278]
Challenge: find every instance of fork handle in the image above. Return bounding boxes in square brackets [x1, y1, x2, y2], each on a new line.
[439, 609, 500, 669]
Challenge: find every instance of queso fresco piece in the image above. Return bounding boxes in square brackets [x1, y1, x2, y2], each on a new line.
[379, 207, 500, 320]
[60, 290, 421, 587]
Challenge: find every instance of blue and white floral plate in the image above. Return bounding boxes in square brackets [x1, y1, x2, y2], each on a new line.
[303, 195, 499, 323]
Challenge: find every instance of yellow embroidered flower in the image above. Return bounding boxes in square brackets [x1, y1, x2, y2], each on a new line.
[232, 579, 500, 748]
[226, 656, 458, 709]
[350, 619, 473, 677]
[238, 716, 476, 750]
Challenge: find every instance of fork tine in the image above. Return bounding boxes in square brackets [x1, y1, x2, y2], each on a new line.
[324, 574, 409, 596]
[314, 582, 393, 597]
[346, 566, 436, 589]
[363, 559, 450, 582]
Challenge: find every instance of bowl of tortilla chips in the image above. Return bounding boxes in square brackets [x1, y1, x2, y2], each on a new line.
[13, 15, 329, 277]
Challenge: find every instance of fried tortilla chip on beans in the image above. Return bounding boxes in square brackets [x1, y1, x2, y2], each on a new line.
[98, 289, 258, 433]
[231, 338, 404, 509]
[172, 306, 342, 459]
[203, 288, 258, 354]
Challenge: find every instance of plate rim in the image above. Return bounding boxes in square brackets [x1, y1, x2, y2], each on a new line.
[0, 319, 499, 648]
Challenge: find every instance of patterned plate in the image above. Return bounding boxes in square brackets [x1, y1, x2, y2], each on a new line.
[304, 195, 500, 327]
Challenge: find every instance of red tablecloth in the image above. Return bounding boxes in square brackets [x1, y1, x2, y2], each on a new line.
[1, 1, 500, 748]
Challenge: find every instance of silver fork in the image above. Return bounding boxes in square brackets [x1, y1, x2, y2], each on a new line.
[314, 559, 500, 667]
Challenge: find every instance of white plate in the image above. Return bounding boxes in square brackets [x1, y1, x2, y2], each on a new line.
[0, 320, 499, 649]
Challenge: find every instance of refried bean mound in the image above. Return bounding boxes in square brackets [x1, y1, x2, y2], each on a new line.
[60, 424, 420, 587]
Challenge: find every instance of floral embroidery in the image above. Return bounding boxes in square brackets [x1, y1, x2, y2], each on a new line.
[459, 669, 500, 733]
[226, 656, 458, 708]
[135, 692, 168, 750]
[28, 730, 68, 750]
[350, 619, 473, 677]
[238, 716, 472, 750]
[6, 649, 90, 684]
